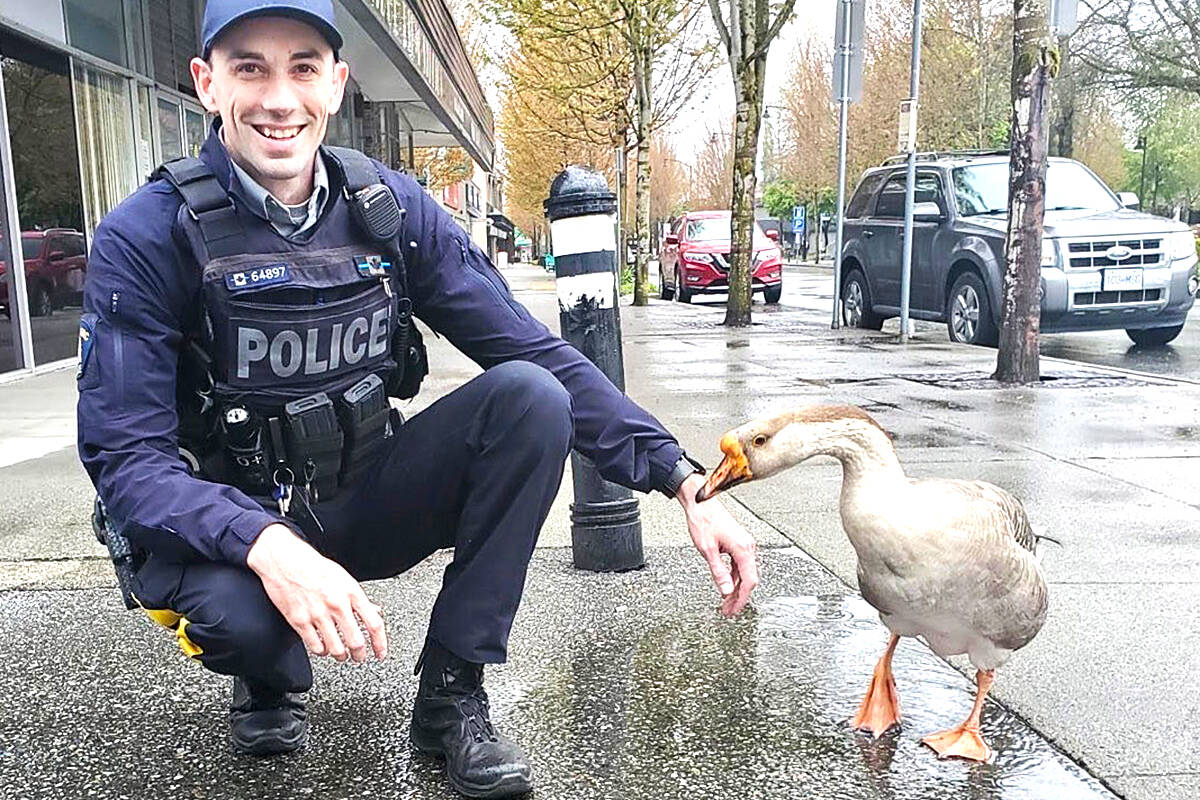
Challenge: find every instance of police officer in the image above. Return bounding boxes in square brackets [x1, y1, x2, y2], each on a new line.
[76, 1, 758, 797]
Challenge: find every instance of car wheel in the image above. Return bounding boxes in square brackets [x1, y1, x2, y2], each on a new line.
[841, 269, 883, 330]
[660, 267, 674, 300]
[675, 268, 691, 304]
[764, 283, 782, 304]
[946, 272, 998, 346]
[1126, 324, 1184, 347]
[29, 283, 53, 318]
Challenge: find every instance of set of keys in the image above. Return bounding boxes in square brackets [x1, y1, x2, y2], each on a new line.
[272, 460, 319, 517]
[273, 467, 295, 516]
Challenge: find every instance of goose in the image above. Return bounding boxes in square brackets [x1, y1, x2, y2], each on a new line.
[695, 404, 1048, 763]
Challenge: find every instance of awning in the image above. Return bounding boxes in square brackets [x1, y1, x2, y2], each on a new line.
[488, 212, 515, 234]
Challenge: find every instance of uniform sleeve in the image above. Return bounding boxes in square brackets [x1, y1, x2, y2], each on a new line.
[76, 188, 280, 565]
[388, 174, 684, 493]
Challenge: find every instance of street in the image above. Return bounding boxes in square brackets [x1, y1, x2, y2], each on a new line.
[681, 264, 1200, 382]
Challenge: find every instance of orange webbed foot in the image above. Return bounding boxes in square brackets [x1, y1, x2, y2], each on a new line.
[850, 635, 902, 738]
[921, 724, 994, 763]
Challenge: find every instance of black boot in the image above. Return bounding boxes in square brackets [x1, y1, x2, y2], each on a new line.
[228, 676, 308, 756]
[410, 641, 533, 798]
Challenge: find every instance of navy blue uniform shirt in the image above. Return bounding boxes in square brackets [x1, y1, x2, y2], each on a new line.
[77, 129, 684, 566]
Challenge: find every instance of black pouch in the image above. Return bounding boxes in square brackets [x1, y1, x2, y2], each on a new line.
[283, 392, 344, 500]
[389, 297, 428, 400]
[337, 373, 392, 483]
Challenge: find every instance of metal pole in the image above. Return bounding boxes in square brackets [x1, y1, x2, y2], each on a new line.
[899, 0, 923, 344]
[0, 64, 34, 370]
[1152, 163, 1160, 213]
[614, 146, 623, 273]
[1138, 140, 1147, 207]
[831, 0, 853, 328]
[544, 166, 644, 573]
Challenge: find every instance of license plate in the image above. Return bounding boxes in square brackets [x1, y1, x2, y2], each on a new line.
[1104, 268, 1143, 291]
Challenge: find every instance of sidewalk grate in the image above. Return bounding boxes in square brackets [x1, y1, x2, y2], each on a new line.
[900, 371, 1158, 390]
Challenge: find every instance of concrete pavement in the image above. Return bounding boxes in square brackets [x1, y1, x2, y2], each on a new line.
[1, 264, 1194, 798]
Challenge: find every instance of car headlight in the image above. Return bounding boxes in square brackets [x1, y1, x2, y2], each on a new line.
[755, 248, 781, 265]
[1041, 238, 1059, 268]
[1166, 230, 1198, 262]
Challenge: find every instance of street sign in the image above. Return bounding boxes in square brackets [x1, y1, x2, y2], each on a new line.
[832, 0, 866, 104]
[1050, 0, 1079, 36]
[898, 98, 918, 153]
[792, 205, 806, 235]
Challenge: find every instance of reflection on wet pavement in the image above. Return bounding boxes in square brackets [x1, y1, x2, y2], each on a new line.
[512, 593, 1114, 800]
[0, 549, 1116, 799]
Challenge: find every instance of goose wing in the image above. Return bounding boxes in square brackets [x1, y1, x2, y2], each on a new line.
[886, 478, 1049, 656]
[940, 480, 1038, 553]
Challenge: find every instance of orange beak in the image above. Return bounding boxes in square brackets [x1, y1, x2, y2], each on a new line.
[695, 432, 753, 502]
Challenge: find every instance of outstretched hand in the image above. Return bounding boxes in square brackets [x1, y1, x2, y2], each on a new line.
[677, 472, 759, 616]
[247, 524, 388, 663]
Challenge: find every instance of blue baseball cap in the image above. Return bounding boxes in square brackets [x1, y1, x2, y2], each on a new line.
[202, 0, 343, 57]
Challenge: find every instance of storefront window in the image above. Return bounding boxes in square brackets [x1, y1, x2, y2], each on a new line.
[65, 0, 128, 68]
[0, 162, 22, 374]
[148, 0, 199, 94]
[184, 106, 206, 156]
[0, 33, 87, 366]
[73, 61, 139, 237]
[134, 84, 155, 178]
[158, 96, 183, 161]
[124, 0, 149, 76]
[327, 79, 360, 149]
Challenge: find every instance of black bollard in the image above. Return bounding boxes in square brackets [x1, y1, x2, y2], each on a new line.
[544, 166, 644, 573]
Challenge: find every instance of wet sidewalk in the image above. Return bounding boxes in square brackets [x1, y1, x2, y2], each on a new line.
[1, 265, 1192, 798]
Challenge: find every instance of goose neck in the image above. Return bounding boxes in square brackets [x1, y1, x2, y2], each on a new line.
[817, 430, 904, 484]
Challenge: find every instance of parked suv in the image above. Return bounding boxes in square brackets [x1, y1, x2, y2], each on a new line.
[659, 211, 783, 304]
[839, 153, 1198, 346]
[0, 228, 88, 317]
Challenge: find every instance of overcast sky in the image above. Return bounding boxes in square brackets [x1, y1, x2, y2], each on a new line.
[667, 3, 839, 165]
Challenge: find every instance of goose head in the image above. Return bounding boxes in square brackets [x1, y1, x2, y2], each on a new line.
[695, 405, 893, 502]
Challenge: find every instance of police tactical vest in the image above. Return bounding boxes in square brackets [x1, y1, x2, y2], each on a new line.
[158, 147, 424, 506]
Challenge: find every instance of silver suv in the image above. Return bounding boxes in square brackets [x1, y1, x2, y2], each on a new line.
[839, 152, 1199, 346]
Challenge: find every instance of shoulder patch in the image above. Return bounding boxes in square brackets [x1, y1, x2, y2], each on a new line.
[353, 254, 390, 277]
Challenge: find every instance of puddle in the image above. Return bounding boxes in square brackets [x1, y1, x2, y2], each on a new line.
[513, 594, 1115, 799]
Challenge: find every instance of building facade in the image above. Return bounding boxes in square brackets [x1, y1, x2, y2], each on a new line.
[0, 0, 496, 377]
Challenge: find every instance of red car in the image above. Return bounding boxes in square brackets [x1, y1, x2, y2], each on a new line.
[659, 211, 783, 304]
[0, 228, 88, 317]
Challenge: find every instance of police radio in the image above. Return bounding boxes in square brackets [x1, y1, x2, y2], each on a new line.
[349, 183, 404, 243]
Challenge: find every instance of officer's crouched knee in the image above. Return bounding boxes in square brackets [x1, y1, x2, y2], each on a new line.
[482, 362, 574, 448]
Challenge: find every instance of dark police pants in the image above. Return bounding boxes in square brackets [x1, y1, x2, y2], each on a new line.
[132, 361, 574, 693]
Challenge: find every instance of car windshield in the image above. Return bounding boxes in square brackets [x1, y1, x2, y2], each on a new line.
[686, 217, 771, 246]
[952, 161, 1121, 216]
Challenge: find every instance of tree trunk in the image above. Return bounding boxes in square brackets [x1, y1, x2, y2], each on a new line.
[995, 0, 1055, 384]
[724, 54, 765, 327]
[633, 41, 652, 306]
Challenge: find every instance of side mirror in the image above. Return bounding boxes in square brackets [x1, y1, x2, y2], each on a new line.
[664, 234, 679, 246]
[913, 202, 944, 222]
[1117, 191, 1140, 209]
[765, 229, 780, 241]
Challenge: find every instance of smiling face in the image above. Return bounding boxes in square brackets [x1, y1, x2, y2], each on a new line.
[190, 16, 349, 202]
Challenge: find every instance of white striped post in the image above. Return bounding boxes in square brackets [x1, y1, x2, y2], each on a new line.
[544, 166, 643, 572]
